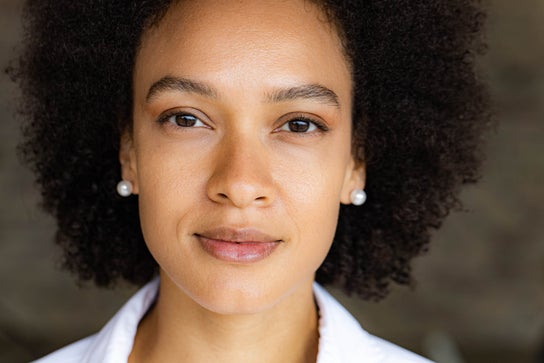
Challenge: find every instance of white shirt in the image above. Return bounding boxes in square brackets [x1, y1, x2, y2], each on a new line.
[33, 279, 433, 363]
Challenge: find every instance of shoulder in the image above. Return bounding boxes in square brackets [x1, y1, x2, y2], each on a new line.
[369, 335, 434, 363]
[313, 283, 433, 363]
[31, 278, 160, 363]
[31, 335, 95, 363]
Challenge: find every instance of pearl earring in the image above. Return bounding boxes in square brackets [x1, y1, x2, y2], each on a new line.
[350, 189, 367, 206]
[116, 180, 133, 197]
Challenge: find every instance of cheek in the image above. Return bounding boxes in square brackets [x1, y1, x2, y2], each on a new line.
[134, 141, 205, 249]
[275, 145, 348, 254]
[277, 180, 341, 292]
[276, 134, 351, 208]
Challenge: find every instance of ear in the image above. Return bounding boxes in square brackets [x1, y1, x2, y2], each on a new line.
[119, 130, 139, 195]
[340, 157, 365, 205]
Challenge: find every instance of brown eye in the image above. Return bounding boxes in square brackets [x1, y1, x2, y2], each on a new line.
[280, 119, 318, 133]
[168, 114, 204, 127]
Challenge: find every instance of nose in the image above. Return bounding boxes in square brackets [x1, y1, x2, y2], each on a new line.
[206, 136, 275, 208]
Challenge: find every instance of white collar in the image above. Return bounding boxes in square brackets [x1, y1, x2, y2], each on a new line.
[36, 278, 431, 363]
[313, 283, 383, 363]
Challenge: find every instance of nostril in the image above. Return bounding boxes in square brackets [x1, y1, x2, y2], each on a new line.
[208, 177, 274, 207]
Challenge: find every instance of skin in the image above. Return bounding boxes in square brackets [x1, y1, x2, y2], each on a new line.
[121, 0, 365, 362]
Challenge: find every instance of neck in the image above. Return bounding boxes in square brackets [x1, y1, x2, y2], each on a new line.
[129, 274, 319, 363]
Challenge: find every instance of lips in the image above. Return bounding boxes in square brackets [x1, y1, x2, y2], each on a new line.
[195, 227, 281, 263]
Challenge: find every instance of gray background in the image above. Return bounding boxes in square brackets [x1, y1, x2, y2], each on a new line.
[1, 0, 543, 362]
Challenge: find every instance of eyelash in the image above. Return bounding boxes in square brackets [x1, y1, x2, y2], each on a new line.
[158, 110, 209, 128]
[278, 116, 329, 134]
[157, 110, 329, 134]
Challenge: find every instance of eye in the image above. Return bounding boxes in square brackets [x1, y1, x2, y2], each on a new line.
[279, 118, 320, 133]
[166, 113, 207, 128]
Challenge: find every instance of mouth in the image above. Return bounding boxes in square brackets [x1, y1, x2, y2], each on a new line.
[195, 227, 282, 263]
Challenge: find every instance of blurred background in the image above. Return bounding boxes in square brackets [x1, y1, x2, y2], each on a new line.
[0, 0, 542, 362]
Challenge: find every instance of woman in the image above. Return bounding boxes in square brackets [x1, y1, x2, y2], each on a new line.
[11, 0, 490, 362]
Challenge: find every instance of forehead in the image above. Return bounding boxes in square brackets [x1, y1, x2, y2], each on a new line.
[141, 0, 338, 46]
[134, 0, 351, 99]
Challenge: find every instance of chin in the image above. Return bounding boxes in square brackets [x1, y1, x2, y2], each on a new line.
[188, 280, 286, 316]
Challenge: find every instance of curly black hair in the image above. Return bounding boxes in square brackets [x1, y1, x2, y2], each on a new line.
[9, 0, 490, 301]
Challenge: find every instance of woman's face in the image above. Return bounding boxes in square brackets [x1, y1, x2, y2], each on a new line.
[123, 0, 364, 314]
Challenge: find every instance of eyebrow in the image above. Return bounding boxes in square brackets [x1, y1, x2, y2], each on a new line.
[266, 84, 340, 109]
[146, 76, 340, 108]
[146, 76, 217, 102]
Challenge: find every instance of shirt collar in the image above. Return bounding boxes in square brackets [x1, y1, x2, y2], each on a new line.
[81, 278, 383, 363]
[313, 282, 384, 363]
